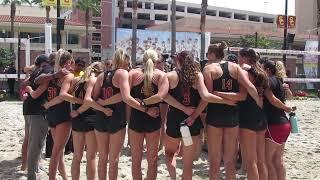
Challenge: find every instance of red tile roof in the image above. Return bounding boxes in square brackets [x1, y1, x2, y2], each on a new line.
[0, 15, 85, 26]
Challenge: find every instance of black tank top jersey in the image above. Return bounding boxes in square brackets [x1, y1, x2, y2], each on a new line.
[129, 79, 161, 133]
[263, 76, 288, 125]
[73, 82, 95, 115]
[166, 72, 203, 138]
[45, 79, 71, 127]
[71, 82, 95, 132]
[23, 68, 46, 115]
[238, 67, 267, 131]
[94, 70, 126, 133]
[206, 62, 240, 128]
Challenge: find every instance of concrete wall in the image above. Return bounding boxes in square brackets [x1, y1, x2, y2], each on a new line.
[295, 0, 317, 34]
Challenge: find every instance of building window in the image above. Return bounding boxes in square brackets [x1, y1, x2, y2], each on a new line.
[176, 5, 185, 12]
[92, 21, 101, 29]
[234, 13, 246, 20]
[92, 33, 101, 41]
[67, 34, 79, 44]
[249, 15, 261, 22]
[0, 31, 10, 38]
[207, 10, 216, 16]
[155, 14, 167, 21]
[145, 2, 151, 9]
[93, 8, 101, 17]
[124, 12, 132, 19]
[219, 11, 232, 18]
[127, 1, 132, 8]
[138, 2, 142, 8]
[187, 7, 201, 14]
[92, 45, 101, 53]
[263, 17, 274, 23]
[20, 32, 45, 43]
[138, 13, 150, 20]
[154, 3, 168, 10]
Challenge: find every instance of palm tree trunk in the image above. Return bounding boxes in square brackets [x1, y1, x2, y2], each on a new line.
[118, 0, 124, 27]
[46, 6, 51, 23]
[85, 9, 89, 49]
[10, 1, 16, 56]
[200, 0, 207, 61]
[171, 0, 176, 54]
[132, 0, 138, 66]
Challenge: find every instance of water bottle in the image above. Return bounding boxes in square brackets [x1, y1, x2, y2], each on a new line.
[289, 107, 298, 133]
[180, 121, 193, 146]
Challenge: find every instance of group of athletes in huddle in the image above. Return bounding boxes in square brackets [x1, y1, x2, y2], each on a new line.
[20, 41, 293, 180]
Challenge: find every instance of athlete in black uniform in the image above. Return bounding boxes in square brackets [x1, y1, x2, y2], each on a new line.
[42, 49, 76, 180]
[64, 62, 107, 180]
[203, 44, 260, 180]
[128, 49, 169, 180]
[238, 48, 269, 180]
[262, 60, 292, 180]
[163, 51, 203, 179]
[87, 49, 134, 180]
[207, 62, 240, 127]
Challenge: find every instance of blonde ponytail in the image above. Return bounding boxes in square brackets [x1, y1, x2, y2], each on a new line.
[275, 61, 287, 79]
[54, 49, 64, 72]
[80, 62, 105, 83]
[143, 58, 154, 97]
[142, 49, 158, 97]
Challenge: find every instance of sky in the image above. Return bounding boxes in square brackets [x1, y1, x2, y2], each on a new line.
[183, 0, 295, 15]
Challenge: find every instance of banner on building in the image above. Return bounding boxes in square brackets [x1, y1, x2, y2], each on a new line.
[61, 0, 72, 8]
[304, 40, 318, 89]
[116, 28, 210, 64]
[288, 16, 296, 29]
[276, 15, 296, 29]
[42, 0, 56, 6]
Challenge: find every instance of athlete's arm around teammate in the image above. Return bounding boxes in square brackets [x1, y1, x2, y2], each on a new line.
[141, 69, 169, 106]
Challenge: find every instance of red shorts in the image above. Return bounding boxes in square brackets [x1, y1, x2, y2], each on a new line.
[266, 123, 291, 144]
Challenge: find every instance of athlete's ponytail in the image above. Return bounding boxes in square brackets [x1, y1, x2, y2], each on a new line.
[240, 48, 269, 92]
[176, 51, 200, 88]
[143, 49, 158, 97]
[275, 61, 287, 79]
[81, 62, 103, 82]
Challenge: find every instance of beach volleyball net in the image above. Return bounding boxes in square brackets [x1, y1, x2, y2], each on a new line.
[228, 47, 320, 97]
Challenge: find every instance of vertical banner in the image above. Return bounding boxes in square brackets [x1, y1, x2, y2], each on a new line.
[304, 40, 318, 89]
[61, 0, 72, 8]
[45, 23, 52, 55]
[42, 0, 56, 6]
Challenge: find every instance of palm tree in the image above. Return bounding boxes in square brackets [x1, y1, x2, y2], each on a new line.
[2, 0, 32, 54]
[171, 0, 176, 54]
[76, 0, 99, 48]
[132, 0, 138, 66]
[118, 0, 124, 27]
[200, 0, 207, 61]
